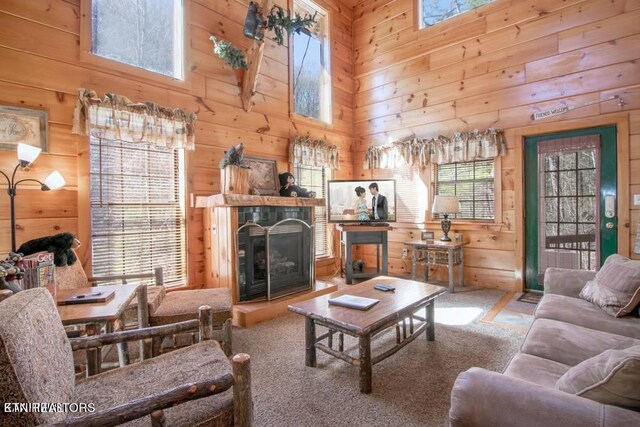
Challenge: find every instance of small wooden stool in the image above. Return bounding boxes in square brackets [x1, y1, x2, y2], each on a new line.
[149, 288, 233, 356]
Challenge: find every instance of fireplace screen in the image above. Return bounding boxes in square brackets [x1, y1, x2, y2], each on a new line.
[236, 211, 314, 302]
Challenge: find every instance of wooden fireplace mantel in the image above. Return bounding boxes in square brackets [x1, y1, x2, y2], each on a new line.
[196, 194, 325, 208]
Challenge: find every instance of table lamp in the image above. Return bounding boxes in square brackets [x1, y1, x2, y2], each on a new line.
[1, 143, 66, 252]
[431, 195, 460, 242]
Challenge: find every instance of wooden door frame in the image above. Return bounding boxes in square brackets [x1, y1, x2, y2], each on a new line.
[513, 112, 630, 291]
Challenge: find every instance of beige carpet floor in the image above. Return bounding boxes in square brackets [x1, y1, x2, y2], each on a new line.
[232, 289, 525, 427]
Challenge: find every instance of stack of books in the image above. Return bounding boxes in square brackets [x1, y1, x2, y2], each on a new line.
[20, 252, 56, 296]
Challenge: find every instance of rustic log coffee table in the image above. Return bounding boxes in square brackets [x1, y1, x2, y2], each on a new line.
[288, 276, 446, 393]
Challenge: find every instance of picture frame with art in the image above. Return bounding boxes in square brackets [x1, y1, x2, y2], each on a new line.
[421, 231, 434, 243]
[243, 157, 279, 195]
[0, 105, 48, 152]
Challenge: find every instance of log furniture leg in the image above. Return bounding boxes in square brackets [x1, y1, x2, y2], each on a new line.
[86, 322, 100, 376]
[359, 333, 372, 394]
[136, 285, 150, 360]
[233, 353, 253, 427]
[448, 249, 455, 292]
[305, 317, 316, 367]
[222, 318, 233, 356]
[426, 302, 435, 342]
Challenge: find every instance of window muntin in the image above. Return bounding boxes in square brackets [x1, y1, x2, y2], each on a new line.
[292, 0, 331, 123]
[419, 0, 495, 29]
[435, 160, 495, 220]
[294, 164, 331, 258]
[90, 137, 187, 286]
[91, 0, 184, 79]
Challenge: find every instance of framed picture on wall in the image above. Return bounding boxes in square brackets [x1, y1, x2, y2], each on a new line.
[243, 157, 279, 195]
[0, 105, 48, 152]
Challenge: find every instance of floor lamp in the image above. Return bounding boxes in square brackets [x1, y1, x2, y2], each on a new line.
[0, 143, 66, 253]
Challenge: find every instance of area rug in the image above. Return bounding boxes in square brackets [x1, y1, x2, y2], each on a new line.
[480, 292, 540, 332]
[232, 289, 524, 427]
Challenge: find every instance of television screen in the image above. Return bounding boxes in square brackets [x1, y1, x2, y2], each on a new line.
[327, 179, 396, 223]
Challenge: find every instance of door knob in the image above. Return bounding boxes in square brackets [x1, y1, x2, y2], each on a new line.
[605, 222, 615, 229]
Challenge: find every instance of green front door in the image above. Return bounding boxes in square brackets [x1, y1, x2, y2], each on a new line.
[524, 126, 617, 291]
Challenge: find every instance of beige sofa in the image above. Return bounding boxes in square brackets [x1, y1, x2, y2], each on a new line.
[449, 267, 640, 427]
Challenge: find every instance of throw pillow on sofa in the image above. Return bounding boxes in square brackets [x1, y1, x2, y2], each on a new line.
[555, 345, 640, 410]
[579, 255, 640, 317]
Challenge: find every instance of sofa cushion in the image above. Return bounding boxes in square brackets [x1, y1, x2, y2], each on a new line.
[520, 318, 640, 367]
[150, 288, 232, 328]
[73, 340, 233, 426]
[555, 345, 640, 410]
[579, 255, 640, 317]
[535, 294, 640, 339]
[503, 353, 571, 388]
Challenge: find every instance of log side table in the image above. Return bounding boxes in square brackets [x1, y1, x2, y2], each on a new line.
[57, 283, 147, 376]
[404, 241, 468, 292]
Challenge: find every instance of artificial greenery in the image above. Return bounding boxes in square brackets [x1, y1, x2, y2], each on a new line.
[265, 6, 317, 46]
[210, 35, 248, 70]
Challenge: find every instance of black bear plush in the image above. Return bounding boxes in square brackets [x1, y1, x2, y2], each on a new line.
[278, 172, 316, 198]
[17, 232, 81, 267]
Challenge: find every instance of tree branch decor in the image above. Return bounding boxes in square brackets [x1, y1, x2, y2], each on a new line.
[243, 2, 317, 46]
[210, 35, 248, 70]
[265, 6, 317, 46]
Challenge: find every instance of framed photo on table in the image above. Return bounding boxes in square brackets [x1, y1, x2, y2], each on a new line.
[243, 157, 279, 195]
[0, 105, 48, 152]
[421, 231, 434, 243]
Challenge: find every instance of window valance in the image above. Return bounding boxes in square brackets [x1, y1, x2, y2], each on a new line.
[290, 136, 340, 170]
[364, 128, 505, 169]
[72, 88, 196, 150]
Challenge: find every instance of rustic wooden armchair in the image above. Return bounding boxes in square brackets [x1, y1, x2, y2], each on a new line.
[0, 288, 252, 427]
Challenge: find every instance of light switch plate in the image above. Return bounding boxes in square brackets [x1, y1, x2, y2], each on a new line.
[635, 194, 640, 206]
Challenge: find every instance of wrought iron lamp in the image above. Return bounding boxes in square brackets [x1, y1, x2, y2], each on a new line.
[1, 143, 65, 252]
[432, 195, 460, 242]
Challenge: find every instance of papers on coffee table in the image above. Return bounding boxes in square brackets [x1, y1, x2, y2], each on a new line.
[328, 294, 380, 310]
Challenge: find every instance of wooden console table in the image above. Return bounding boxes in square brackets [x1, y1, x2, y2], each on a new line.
[404, 241, 468, 292]
[337, 224, 392, 284]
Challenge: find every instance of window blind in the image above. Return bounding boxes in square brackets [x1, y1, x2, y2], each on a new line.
[294, 164, 331, 257]
[372, 167, 428, 223]
[435, 160, 494, 220]
[90, 137, 187, 286]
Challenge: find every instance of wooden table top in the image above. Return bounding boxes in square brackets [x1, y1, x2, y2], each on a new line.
[56, 284, 141, 325]
[288, 276, 446, 334]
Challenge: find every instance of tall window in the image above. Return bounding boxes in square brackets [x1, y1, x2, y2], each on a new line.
[91, 0, 184, 79]
[435, 160, 494, 220]
[292, 0, 331, 123]
[90, 137, 187, 286]
[419, 0, 494, 29]
[373, 168, 428, 223]
[294, 165, 331, 257]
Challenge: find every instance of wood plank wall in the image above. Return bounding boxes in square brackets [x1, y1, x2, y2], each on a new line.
[352, 0, 640, 291]
[0, 0, 354, 287]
